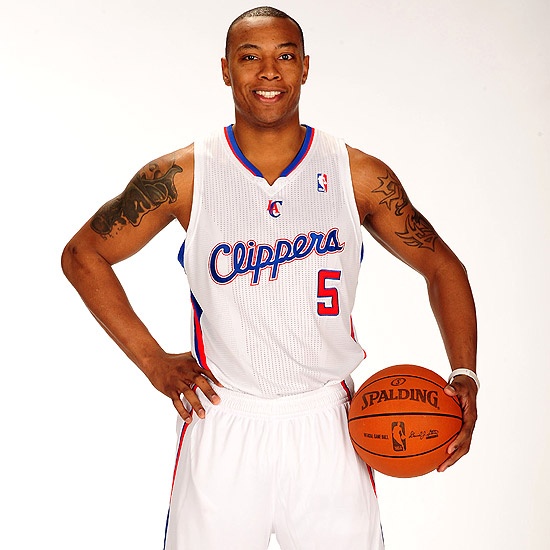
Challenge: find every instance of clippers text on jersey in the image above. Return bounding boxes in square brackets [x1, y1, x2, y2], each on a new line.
[209, 228, 345, 285]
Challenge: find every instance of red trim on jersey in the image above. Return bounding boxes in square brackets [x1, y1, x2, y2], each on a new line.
[367, 465, 377, 497]
[350, 316, 367, 358]
[165, 412, 196, 547]
[224, 126, 259, 176]
[190, 292, 211, 371]
[341, 380, 352, 402]
[192, 306, 209, 370]
[170, 420, 191, 496]
[280, 126, 315, 176]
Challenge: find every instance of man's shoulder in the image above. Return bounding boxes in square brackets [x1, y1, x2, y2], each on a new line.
[159, 142, 195, 171]
[131, 144, 194, 185]
[345, 144, 387, 175]
[309, 128, 378, 167]
[346, 145, 396, 198]
[150, 125, 230, 179]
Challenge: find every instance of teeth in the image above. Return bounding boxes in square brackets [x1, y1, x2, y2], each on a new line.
[256, 90, 281, 98]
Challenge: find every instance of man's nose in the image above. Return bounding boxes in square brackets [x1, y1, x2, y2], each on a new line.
[259, 58, 281, 80]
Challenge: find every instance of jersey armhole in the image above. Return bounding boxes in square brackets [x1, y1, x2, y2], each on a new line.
[183, 138, 205, 256]
[338, 138, 364, 249]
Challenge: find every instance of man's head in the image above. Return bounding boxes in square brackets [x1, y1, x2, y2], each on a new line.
[225, 6, 305, 58]
[222, 7, 309, 129]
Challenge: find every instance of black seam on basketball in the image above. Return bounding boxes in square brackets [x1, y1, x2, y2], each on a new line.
[350, 432, 459, 460]
[349, 412, 463, 422]
[359, 374, 447, 391]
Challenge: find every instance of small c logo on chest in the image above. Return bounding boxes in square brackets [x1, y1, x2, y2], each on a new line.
[267, 200, 283, 218]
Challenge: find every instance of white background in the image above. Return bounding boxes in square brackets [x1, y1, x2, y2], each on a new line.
[1, 0, 548, 548]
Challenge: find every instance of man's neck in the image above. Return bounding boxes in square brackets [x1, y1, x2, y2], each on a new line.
[231, 119, 306, 184]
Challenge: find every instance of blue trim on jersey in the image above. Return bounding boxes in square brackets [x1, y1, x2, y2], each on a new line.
[190, 291, 205, 368]
[178, 240, 185, 269]
[280, 125, 314, 176]
[225, 125, 262, 176]
[225, 124, 314, 179]
[163, 506, 170, 550]
[190, 290, 203, 319]
[360, 242, 364, 263]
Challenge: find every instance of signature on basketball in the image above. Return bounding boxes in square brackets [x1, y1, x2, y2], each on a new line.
[409, 429, 439, 440]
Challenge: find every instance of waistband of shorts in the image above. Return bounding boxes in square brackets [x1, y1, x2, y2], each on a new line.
[201, 378, 355, 418]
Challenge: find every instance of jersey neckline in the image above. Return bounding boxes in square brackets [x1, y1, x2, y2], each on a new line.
[224, 124, 315, 179]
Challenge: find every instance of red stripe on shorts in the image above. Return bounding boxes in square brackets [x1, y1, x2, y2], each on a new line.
[170, 419, 191, 497]
[367, 465, 377, 497]
[341, 380, 352, 402]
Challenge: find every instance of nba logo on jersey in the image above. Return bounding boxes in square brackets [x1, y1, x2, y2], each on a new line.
[267, 200, 283, 218]
[317, 173, 328, 192]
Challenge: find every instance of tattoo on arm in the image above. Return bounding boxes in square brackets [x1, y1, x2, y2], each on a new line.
[373, 169, 439, 251]
[373, 170, 410, 216]
[395, 211, 439, 251]
[91, 163, 182, 237]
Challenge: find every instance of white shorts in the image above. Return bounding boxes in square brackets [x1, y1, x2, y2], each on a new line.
[163, 381, 384, 550]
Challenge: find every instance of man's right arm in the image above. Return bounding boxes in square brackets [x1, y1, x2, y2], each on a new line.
[61, 146, 221, 421]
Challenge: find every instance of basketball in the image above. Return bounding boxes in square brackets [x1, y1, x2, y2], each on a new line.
[348, 365, 463, 478]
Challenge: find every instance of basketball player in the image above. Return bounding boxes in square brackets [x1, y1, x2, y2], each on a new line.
[62, 7, 478, 549]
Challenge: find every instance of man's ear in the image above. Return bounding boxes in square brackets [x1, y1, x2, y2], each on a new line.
[221, 58, 231, 86]
[301, 55, 310, 84]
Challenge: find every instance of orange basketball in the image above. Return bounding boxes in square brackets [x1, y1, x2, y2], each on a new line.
[348, 365, 463, 478]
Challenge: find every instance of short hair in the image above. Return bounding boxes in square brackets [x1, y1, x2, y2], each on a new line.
[225, 6, 305, 57]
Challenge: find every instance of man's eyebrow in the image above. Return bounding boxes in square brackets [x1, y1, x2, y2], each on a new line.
[276, 42, 299, 50]
[236, 42, 300, 52]
[236, 43, 260, 52]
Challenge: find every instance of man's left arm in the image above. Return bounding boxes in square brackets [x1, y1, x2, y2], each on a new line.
[348, 146, 478, 472]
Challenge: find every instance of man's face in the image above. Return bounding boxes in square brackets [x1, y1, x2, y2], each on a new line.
[222, 16, 309, 129]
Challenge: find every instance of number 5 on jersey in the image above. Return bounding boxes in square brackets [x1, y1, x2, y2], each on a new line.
[317, 269, 341, 316]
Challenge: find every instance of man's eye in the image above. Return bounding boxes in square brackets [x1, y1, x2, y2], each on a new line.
[279, 53, 294, 60]
[242, 54, 257, 61]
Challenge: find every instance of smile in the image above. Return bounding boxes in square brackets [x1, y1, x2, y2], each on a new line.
[255, 90, 282, 98]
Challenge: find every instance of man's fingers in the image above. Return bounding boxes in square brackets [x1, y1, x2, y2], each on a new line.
[180, 385, 206, 419]
[172, 395, 193, 423]
[446, 425, 472, 457]
[199, 367, 223, 388]
[193, 374, 221, 405]
[160, 357, 223, 421]
[438, 434, 471, 472]
[438, 380, 477, 472]
[438, 428, 471, 472]
[444, 383, 457, 397]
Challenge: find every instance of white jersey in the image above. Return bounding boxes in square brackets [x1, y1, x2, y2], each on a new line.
[180, 126, 366, 397]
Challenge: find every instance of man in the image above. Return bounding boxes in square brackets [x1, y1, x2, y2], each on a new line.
[62, 7, 478, 549]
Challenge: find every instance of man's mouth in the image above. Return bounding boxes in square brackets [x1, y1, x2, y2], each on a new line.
[255, 90, 282, 99]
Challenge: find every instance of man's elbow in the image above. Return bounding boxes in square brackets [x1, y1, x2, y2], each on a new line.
[426, 253, 469, 287]
[61, 241, 77, 280]
[61, 239, 90, 284]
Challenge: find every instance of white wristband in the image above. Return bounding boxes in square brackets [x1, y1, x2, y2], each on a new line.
[448, 368, 480, 390]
